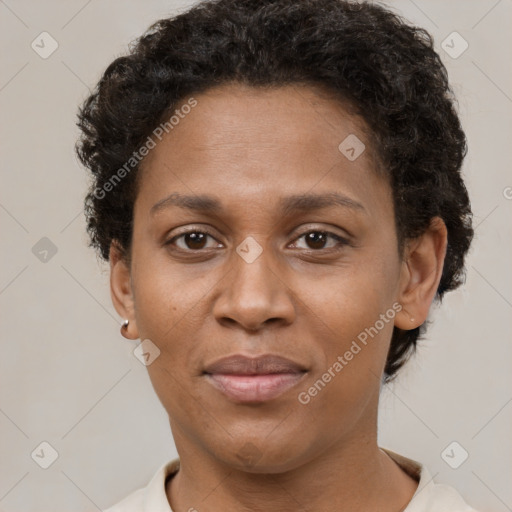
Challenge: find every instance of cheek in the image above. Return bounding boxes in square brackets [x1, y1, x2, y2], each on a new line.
[296, 249, 399, 402]
[305, 246, 400, 340]
[129, 246, 223, 402]
[294, 293, 395, 439]
[130, 240, 211, 338]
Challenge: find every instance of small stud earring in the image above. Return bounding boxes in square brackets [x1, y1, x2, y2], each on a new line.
[121, 319, 129, 336]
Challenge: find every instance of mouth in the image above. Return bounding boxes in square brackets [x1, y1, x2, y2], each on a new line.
[203, 354, 308, 403]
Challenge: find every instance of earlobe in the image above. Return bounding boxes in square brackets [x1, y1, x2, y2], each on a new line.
[109, 242, 139, 340]
[395, 217, 448, 330]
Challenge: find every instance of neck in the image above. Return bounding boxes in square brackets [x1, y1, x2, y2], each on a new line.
[166, 428, 418, 512]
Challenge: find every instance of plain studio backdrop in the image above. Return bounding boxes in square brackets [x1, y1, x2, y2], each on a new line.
[0, 1, 510, 511]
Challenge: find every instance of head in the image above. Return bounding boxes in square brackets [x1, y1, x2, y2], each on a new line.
[76, 0, 473, 471]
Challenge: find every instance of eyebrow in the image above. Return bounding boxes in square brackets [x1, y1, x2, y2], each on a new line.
[150, 191, 366, 216]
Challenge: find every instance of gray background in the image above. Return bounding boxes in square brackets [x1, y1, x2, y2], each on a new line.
[0, 1, 510, 511]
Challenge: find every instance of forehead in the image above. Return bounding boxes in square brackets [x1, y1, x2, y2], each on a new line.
[149, 82, 373, 160]
[136, 82, 389, 218]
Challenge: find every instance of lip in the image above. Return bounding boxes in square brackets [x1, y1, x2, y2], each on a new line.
[204, 354, 307, 375]
[203, 355, 308, 403]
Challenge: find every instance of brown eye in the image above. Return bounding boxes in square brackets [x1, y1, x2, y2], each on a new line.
[293, 231, 348, 250]
[182, 232, 208, 250]
[305, 232, 328, 250]
[167, 231, 221, 251]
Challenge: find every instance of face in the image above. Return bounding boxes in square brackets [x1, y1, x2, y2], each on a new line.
[113, 83, 415, 473]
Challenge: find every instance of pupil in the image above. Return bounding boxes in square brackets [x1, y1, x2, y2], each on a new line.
[307, 232, 326, 249]
[186, 232, 206, 249]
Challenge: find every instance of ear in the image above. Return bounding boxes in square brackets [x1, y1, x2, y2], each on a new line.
[394, 217, 448, 330]
[109, 242, 139, 340]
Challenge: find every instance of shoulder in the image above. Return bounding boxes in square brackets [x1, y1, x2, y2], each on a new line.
[381, 447, 480, 512]
[103, 459, 180, 512]
[104, 488, 145, 512]
[416, 481, 480, 512]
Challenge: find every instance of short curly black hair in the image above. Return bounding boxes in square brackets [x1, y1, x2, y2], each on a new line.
[76, 0, 473, 382]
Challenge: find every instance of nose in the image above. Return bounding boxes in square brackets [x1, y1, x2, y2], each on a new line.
[212, 242, 296, 332]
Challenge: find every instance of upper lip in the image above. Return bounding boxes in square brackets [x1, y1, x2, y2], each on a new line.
[203, 355, 307, 375]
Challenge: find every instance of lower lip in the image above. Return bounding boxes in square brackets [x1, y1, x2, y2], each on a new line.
[206, 373, 306, 403]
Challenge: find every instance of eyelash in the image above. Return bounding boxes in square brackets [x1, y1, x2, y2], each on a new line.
[165, 229, 350, 252]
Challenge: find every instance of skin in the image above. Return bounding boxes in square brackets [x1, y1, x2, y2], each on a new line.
[110, 83, 447, 512]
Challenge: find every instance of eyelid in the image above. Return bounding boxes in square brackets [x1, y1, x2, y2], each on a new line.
[165, 227, 222, 247]
[289, 229, 351, 249]
[165, 223, 219, 238]
[289, 223, 352, 242]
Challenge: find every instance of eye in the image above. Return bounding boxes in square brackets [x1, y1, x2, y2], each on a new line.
[166, 230, 222, 251]
[291, 230, 349, 250]
[165, 228, 349, 253]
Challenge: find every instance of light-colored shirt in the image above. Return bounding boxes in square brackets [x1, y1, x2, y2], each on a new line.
[104, 447, 479, 511]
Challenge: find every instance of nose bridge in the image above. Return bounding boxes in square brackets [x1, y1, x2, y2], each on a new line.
[213, 237, 295, 330]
